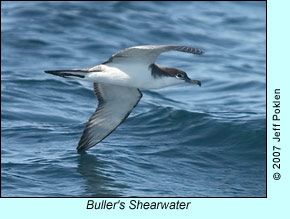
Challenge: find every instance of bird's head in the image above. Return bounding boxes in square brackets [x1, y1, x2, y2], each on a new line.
[150, 64, 201, 87]
[173, 69, 201, 86]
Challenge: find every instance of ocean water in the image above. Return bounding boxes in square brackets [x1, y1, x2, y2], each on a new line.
[1, 1, 266, 197]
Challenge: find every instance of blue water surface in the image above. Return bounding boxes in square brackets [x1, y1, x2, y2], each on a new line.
[1, 1, 266, 197]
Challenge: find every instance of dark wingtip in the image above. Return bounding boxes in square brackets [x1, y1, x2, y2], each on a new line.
[197, 49, 204, 55]
[190, 48, 204, 55]
[77, 147, 87, 153]
[76, 139, 93, 152]
[77, 145, 93, 152]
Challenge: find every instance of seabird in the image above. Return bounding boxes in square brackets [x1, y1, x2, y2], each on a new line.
[45, 45, 203, 151]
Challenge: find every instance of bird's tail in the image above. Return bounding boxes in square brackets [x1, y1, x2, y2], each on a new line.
[44, 69, 90, 79]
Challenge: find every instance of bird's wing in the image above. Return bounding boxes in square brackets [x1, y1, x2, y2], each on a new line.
[103, 45, 204, 65]
[77, 83, 142, 151]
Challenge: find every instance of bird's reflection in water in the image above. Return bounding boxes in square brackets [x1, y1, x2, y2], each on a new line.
[77, 151, 124, 197]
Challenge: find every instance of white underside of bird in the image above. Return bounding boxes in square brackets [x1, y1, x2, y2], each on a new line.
[85, 63, 181, 89]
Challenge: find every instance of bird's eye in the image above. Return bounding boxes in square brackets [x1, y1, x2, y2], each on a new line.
[176, 74, 182, 78]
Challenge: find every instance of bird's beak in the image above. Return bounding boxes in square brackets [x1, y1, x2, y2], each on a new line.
[185, 78, 201, 86]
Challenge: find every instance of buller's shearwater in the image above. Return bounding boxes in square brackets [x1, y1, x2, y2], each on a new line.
[45, 45, 203, 151]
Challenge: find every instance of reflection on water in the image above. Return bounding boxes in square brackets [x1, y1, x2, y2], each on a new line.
[77, 152, 124, 197]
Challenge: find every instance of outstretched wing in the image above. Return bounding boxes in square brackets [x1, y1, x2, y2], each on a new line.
[77, 83, 142, 151]
[103, 45, 204, 65]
